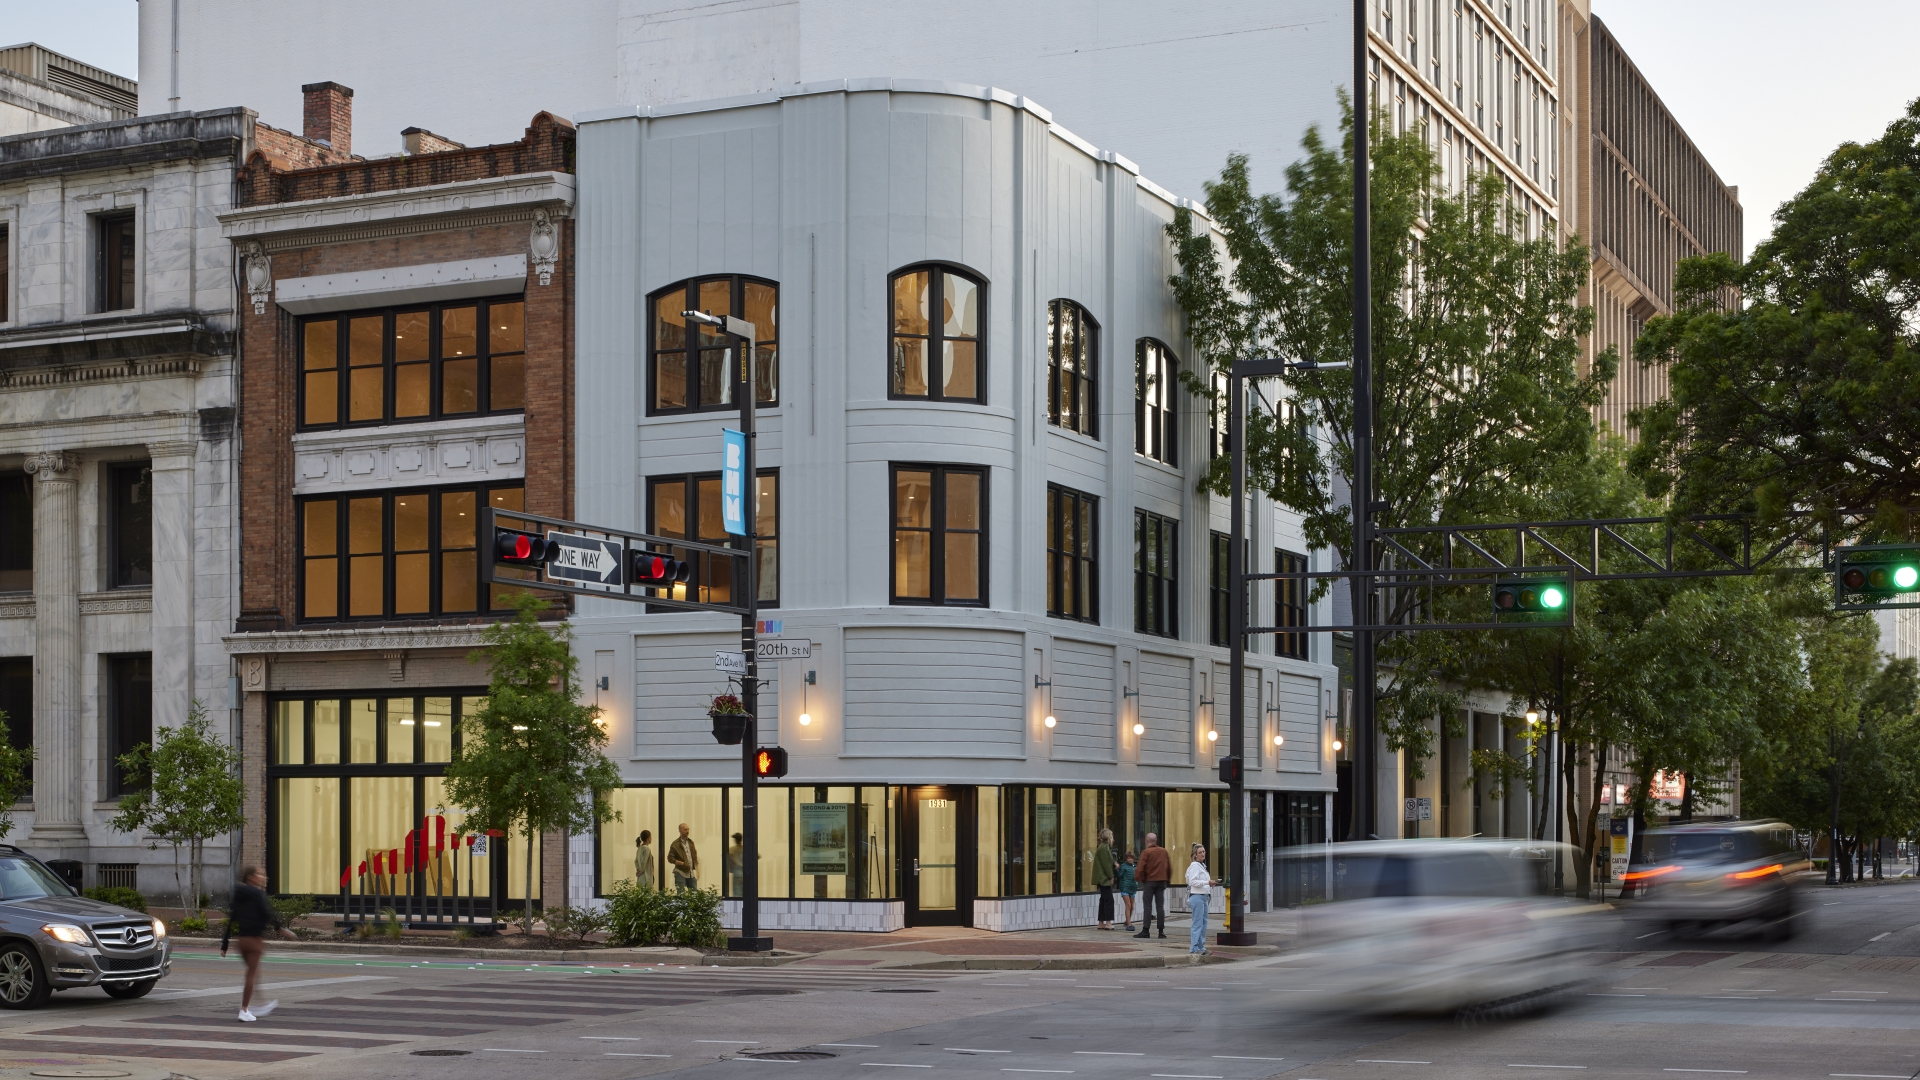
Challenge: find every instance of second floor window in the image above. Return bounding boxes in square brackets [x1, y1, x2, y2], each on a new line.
[1046, 485, 1097, 622]
[648, 470, 779, 607]
[893, 465, 985, 607]
[1136, 339, 1178, 464]
[891, 265, 983, 402]
[1134, 510, 1178, 637]
[1274, 549, 1309, 659]
[1209, 531, 1232, 647]
[107, 462, 152, 589]
[1047, 299, 1097, 437]
[96, 211, 135, 312]
[0, 473, 27, 592]
[299, 484, 523, 621]
[105, 654, 152, 798]
[650, 276, 778, 414]
[301, 299, 526, 428]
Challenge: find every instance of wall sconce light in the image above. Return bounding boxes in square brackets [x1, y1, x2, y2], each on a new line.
[1132, 722, 1145, 736]
[1332, 738, 1344, 752]
[1272, 733, 1284, 747]
[1206, 728, 1218, 742]
[798, 669, 815, 726]
[1036, 675, 1056, 729]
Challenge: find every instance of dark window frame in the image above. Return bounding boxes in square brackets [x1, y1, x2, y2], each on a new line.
[1274, 549, 1309, 659]
[94, 210, 135, 313]
[0, 658, 29, 791]
[889, 263, 986, 404]
[296, 296, 527, 431]
[1135, 339, 1178, 465]
[1207, 370, 1230, 461]
[645, 468, 780, 609]
[106, 461, 152, 590]
[1045, 485, 1098, 623]
[1209, 531, 1232, 647]
[296, 482, 525, 623]
[1046, 299, 1098, 438]
[104, 653, 153, 798]
[0, 222, 10, 323]
[0, 471, 28, 593]
[1134, 509, 1179, 638]
[890, 463, 989, 608]
[647, 275, 779, 415]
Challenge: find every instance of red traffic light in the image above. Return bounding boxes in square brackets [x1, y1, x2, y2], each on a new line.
[495, 530, 554, 566]
[1217, 755, 1241, 785]
[753, 746, 789, 779]
[630, 550, 692, 587]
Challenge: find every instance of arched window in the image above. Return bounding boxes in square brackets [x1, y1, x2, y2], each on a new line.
[648, 276, 777, 414]
[890, 265, 983, 403]
[1047, 299, 1097, 437]
[1135, 338, 1178, 465]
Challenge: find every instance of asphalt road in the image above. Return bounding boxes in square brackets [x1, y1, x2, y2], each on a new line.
[0, 881, 1912, 1080]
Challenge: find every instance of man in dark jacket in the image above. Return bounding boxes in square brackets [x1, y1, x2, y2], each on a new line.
[221, 866, 288, 1022]
[1132, 833, 1172, 939]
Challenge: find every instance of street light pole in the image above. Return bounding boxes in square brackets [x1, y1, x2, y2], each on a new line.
[1349, 0, 1378, 843]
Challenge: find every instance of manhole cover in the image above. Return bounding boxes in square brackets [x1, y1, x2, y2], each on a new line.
[745, 1052, 837, 1061]
[409, 1049, 473, 1057]
[871, 987, 937, 993]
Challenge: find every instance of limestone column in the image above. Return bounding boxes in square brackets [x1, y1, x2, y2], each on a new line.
[148, 442, 197, 736]
[24, 451, 82, 847]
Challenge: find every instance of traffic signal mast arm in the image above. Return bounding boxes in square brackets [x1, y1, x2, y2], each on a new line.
[479, 505, 752, 615]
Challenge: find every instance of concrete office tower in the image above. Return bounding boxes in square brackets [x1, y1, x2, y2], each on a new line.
[0, 43, 136, 136]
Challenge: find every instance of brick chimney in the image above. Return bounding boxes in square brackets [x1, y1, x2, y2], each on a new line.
[301, 81, 353, 155]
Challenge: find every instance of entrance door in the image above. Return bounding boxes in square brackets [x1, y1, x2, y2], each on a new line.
[904, 786, 972, 926]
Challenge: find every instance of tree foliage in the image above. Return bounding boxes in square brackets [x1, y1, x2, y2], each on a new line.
[442, 593, 621, 934]
[1632, 97, 1920, 531]
[0, 713, 32, 840]
[109, 701, 245, 917]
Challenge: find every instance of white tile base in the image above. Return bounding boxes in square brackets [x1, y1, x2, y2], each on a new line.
[971, 888, 1193, 932]
[720, 899, 905, 932]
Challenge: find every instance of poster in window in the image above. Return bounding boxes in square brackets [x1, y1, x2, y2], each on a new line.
[799, 803, 849, 875]
[1034, 803, 1059, 873]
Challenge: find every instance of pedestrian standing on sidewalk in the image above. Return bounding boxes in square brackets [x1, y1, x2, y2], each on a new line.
[1117, 850, 1138, 930]
[1093, 829, 1116, 929]
[1132, 833, 1172, 939]
[220, 866, 290, 1022]
[1185, 843, 1219, 959]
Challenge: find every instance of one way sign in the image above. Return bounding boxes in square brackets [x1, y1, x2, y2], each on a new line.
[545, 532, 623, 586]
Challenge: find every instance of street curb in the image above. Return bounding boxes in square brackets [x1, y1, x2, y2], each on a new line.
[880, 952, 1230, 970]
[166, 936, 705, 964]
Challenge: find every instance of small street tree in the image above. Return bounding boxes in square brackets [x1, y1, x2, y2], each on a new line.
[0, 713, 33, 840]
[442, 592, 621, 935]
[109, 700, 245, 917]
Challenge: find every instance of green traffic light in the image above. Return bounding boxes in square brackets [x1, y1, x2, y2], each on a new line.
[1896, 565, 1919, 590]
[1540, 585, 1566, 609]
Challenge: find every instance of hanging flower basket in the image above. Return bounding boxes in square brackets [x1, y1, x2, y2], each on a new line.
[709, 693, 751, 745]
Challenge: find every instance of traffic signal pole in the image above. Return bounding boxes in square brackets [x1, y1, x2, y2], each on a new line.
[728, 318, 771, 952]
[1350, 0, 1378, 844]
[1222, 365, 1253, 946]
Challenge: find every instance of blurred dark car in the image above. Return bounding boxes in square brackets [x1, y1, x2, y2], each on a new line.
[1279, 840, 1608, 1017]
[1621, 819, 1807, 939]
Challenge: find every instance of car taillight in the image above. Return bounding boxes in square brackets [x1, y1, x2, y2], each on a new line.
[1727, 862, 1782, 882]
[1620, 864, 1680, 883]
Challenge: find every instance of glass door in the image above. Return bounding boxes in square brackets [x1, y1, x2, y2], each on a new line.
[904, 786, 971, 926]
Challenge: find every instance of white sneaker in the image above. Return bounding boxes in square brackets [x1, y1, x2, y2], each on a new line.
[254, 1000, 278, 1018]
[237, 1009, 256, 1022]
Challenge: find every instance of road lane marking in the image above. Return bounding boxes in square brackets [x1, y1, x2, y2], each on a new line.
[608, 1054, 673, 1058]
[582, 1037, 645, 1040]
[1215, 1057, 1286, 1062]
[700, 1040, 761, 1044]
[1615, 987, 1667, 990]
[949, 1049, 1012, 1053]
[1830, 1074, 1909, 1077]
[821, 1044, 879, 1048]
[1507, 1066, 1587, 1069]
[1704, 996, 1758, 999]
[1829, 990, 1888, 993]
[1078, 985, 1126, 989]
[1718, 989, 1774, 992]
[1588, 993, 1645, 997]
[862, 1065, 932, 1069]
[1150, 1075, 1224, 1079]
[1663, 1070, 1746, 1074]
[1357, 1061, 1431, 1065]
[483, 1049, 546, 1053]
[1002, 1071, 1074, 1075]
[1869, 932, 1891, 941]
[151, 975, 397, 998]
[1075, 1051, 1144, 1056]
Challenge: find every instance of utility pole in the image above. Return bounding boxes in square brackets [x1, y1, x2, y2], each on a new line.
[1349, 0, 1377, 842]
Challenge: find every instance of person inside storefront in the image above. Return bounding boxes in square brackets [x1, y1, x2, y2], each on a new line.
[634, 830, 657, 890]
[726, 832, 744, 895]
[669, 822, 700, 891]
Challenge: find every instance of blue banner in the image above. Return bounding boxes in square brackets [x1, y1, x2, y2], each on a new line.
[721, 428, 747, 535]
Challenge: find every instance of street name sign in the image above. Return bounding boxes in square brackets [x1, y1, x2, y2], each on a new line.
[756, 638, 811, 661]
[545, 532, 624, 585]
[714, 651, 748, 675]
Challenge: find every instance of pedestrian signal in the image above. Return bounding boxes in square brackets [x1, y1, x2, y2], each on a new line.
[1835, 545, 1920, 607]
[494, 529, 556, 567]
[630, 549, 692, 588]
[753, 746, 789, 779]
[1492, 576, 1570, 615]
[1217, 756, 1241, 785]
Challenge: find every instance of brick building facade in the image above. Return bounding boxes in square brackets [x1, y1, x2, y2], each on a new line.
[218, 84, 575, 914]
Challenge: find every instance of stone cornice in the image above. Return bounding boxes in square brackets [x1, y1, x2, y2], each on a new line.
[79, 590, 151, 615]
[0, 316, 230, 378]
[0, 596, 32, 619]
[218, 172, 575, 253]
[223, 623, 498, 655]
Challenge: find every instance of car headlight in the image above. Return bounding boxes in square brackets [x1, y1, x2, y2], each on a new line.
[41, 924, 91, 946]
[152, 919, 167, 939]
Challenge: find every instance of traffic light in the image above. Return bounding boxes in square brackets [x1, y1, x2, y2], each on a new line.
[1492, 576, 1570, 615]
[753, 746, 789, 779]
[1835, 545, 1920, 607]
[1217, 756, 1241, 785]
[494, 529, 556, 567]
[630, 549, 693, 588]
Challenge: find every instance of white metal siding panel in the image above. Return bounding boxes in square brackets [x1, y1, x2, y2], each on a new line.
[844, 627, 1023, 756]
[1275, 671, 1320, 772]
[1138, 650, 1189, 765]
[1050, 638, 1112, 760]
[634, 632, 779, 759]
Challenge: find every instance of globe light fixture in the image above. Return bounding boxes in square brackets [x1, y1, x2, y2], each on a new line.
[1332, 738, 1344, 752]
[1272, 734, 1284, 747]
[1132, 722, 1145, 736]
[1207, 728, 1218, 742]
[1044, 714, 1057, 729]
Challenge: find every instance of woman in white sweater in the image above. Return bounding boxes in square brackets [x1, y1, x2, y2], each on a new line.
[1185, 844, 1218, 957]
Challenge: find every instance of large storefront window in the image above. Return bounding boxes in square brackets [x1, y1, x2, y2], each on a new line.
[266, 692, 540, 908]
[598, 785, 889, 901]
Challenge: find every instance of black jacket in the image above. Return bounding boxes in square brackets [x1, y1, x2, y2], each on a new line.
[222, 883, 281, 947]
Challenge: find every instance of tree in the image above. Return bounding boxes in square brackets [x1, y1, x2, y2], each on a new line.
[1168, 97, 1611, 763]
[1632, 98, 1920, 531]
[109, 701, 245, 917]
[441, 593, 621, 935]
[0, 713, 32, 840]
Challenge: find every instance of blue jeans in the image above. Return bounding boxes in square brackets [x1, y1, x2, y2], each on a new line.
[1188, 892, 1210, 952]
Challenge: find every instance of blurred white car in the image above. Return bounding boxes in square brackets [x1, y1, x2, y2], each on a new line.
[1619, 820, 1808, 939]
[1275, 840, 1608, 1018]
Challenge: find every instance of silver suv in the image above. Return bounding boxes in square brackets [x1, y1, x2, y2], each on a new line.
[1622, 820, 1808, 939]
[0, 846, 169, 1009]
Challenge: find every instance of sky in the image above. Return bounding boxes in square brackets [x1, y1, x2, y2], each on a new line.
[3, 0, 1916, 256]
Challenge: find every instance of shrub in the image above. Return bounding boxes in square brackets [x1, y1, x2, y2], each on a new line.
[178, 916, 208, 935]
[270, 894, 316, 927]
[666, 887, 724, 948]
[542, 904, 610, 946]
[604, 881, 671, 947]
[356, 909, 402, 940]
[82, 886, 147, 912]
